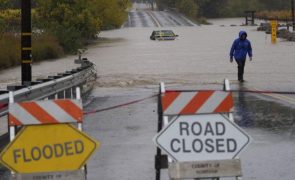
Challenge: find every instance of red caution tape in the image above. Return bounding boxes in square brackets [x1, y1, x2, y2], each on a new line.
[166, 89, 295, 95]
[0, 103, 8, 111]
[230, 90, 295, 94]
[83, 89, 295, 116]
[84, 94, 157, 115]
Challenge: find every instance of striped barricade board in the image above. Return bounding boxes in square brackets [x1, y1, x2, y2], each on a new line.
[161, 91, 233, 115]
[8, 99, 83, 125]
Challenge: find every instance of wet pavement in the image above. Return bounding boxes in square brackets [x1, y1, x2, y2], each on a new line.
[1, 2, 295, 180]
[82, 83, 295, 180]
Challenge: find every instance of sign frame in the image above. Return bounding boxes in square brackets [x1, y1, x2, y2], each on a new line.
[169, 159, 242, 179]
[11, 170, 86, 180]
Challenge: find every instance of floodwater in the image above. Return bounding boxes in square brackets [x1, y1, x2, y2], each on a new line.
[0, 56, 79, 89]
[1, 3, 295, 180]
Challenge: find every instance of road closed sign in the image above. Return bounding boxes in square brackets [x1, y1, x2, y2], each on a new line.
[0, 124, 99, 173]
[154, 114, 250, 162]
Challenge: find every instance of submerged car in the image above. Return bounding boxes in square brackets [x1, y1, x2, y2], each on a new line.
[150, 30, 178, 40]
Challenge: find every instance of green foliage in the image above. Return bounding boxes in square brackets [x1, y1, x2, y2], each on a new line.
[156, 0, 292, 18]
[35, 0, 130, 53]
[32, 33, 64, 61]
[34, 0, 101, 52]
[195, 0, 228, 18]
[0, 0, 130, 68]
[0, 9, 21, 32]
[176, 0, 198, 18]
[89, 0, 129, 30]
[0, 17, 4, 37]
[0, 33, 20, 69]
[0, 33, 64, 70]
[156, 0, 177, 10]
[0, 0, 11, 10]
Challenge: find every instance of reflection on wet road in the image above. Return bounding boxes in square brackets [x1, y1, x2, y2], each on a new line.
[229, 83, 295, 180]
[235, 91, 295, 134]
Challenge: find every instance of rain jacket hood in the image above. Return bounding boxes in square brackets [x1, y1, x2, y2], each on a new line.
[239, 31, 247, 38]
[230, 31, 252, 61]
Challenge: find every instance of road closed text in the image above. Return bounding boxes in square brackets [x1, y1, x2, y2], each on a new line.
[170, 122, 237, 153]
[12, 140, 84, 164]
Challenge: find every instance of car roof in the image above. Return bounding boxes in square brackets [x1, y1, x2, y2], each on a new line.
[153, 30, 174, 33]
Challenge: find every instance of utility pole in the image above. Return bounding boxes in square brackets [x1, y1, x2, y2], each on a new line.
[291, 0, 295, 31]
[21, 0, 32, 86]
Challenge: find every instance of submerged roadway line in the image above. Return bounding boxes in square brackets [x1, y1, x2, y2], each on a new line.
[146, 11, 162, 27]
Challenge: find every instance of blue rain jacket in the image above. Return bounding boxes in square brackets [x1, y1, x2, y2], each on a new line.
[230, 31, 252, 61]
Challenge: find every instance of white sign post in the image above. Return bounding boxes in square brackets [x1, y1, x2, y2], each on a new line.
[154, 114, 250, 162]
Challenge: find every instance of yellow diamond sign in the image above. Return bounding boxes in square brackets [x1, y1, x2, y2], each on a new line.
[0, 124, 99, 173]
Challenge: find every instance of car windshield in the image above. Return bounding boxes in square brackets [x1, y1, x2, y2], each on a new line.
[154, 30, 175, 36]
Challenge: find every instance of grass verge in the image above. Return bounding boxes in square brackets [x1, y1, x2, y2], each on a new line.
[0, 33, 64, 70]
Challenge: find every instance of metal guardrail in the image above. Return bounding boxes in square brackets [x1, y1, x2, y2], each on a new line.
[0, 58, 97, 127]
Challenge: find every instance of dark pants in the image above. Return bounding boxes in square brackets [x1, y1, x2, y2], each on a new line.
[235, 59, 246, 81]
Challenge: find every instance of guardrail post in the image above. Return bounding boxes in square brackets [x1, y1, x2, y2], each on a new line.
[75, 86, 87, 174]
[65, 88, 72, 99]
[57, 91, 65, 99]
[48, 94, 55, 100]
[76, 87, 82, 131]
[72, 87, 77, 99]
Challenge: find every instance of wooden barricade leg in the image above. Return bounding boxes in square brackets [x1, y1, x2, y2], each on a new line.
[224, 79, 241, 180]
[75, 86, 87, 175]
[155, 85, 163, 180]
[8, 91, 16, 176]
[164, 116, 180, 180]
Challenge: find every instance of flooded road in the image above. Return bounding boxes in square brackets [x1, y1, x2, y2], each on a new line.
[0, 56, 79, 89]
[1, 3, 295, 180]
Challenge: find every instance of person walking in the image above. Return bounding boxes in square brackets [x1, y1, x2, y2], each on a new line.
[230, 30, 253, 82]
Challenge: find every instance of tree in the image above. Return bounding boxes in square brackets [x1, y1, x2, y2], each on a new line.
[89, 0, 130, 29]
[195, 0, 229, 17]
[176, 0, 198, 17]
[35, 0, 129, 52]
[0, 0, 11, 10]
[157, 0, 291, 18]
[156, 0, 177, 10]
